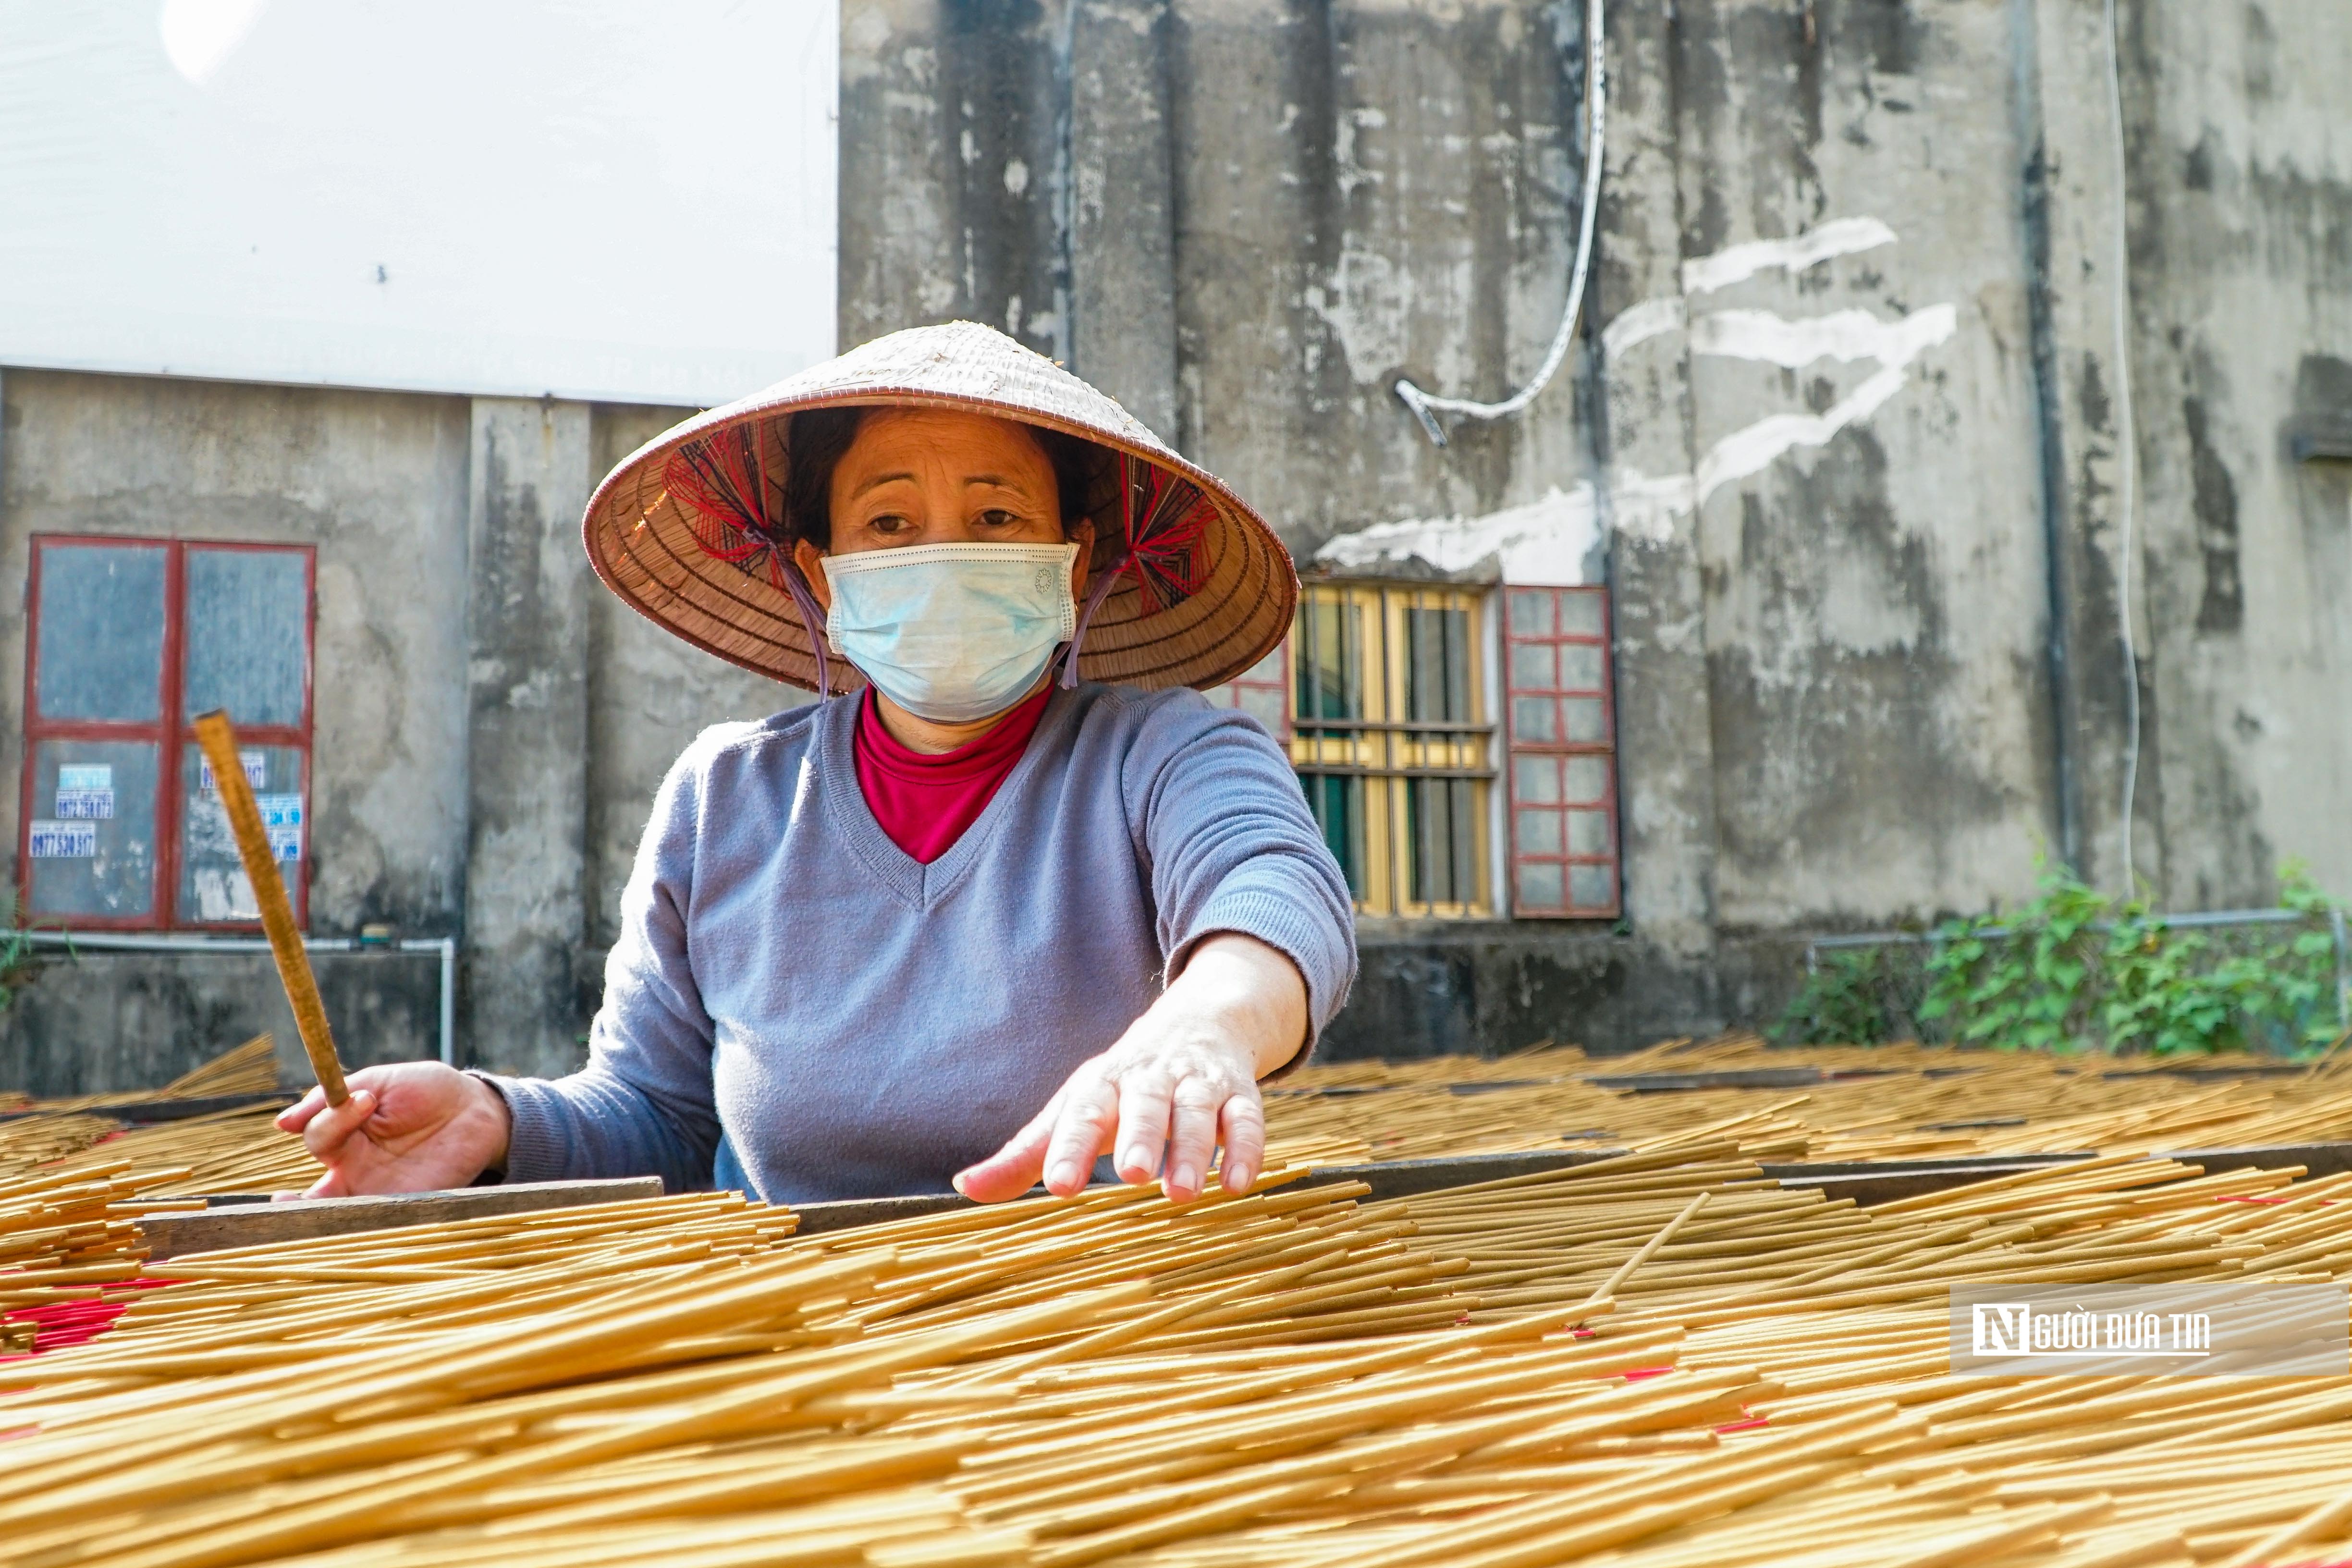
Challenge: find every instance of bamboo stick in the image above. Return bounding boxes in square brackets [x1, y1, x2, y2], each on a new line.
[191, 708, 347, 1107]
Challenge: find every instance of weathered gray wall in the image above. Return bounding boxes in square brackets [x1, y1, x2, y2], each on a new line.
[1671, 0, 2058, 930]
[463, 398, 595, 1076]
[0, 369, 476, 1081]
[0, 370, 475, 933]
[0, 371, 778, 1088]
[0, 951, 440, 1098]
[840, 0, 2352, 1054]
[1171, 0, 1597, 549]
[2116, 0, 2352, 913]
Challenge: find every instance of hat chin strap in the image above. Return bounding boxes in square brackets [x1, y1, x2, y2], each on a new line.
[1057, 552, 1130, 689]
[780, 566, 833, 701]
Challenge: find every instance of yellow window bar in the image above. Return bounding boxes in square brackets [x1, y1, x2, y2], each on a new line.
[1290, 582, 1494, 919]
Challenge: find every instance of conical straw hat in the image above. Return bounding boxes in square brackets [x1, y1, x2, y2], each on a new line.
[584, 320, 1297, 696]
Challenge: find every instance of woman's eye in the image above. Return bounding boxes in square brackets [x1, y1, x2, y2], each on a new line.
[978, 509, 1021, 529]
[868, 513, 911, 535]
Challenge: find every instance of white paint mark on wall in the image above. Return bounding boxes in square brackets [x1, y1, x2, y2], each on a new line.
[1602, 296, 1686, 359]
[1690, 304, 1955, 370]
[1315, 487, 1607, 585]
[1325, 216, 1954, 578]
[1303, 245, 1417, 387]
[1680, 217, 1898, 295]
[1602, 471, 1702, 547]
[1313, 471, 1703, 584]
[1695, 304, 1957, 501]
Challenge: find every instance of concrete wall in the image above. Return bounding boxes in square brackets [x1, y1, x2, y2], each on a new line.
[0, 370, 798, 1087]
[839, 0, 2352, 1054]
[0, 368, 474, 1082]
[0, 369, 476, 936]
[0, 950, 441, 1098]
[2114, 0, 2352, 912]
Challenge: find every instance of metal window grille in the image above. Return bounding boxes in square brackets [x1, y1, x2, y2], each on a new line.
[18, 536, 317, 931]
[1503, 585, 1620, 917]
[1290, 583, 1495, 919]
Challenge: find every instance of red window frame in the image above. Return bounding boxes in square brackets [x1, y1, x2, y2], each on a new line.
[18, 535, 316, 932]
[1206, 640, 1293, 741]
[1504, 585, 1620, 918]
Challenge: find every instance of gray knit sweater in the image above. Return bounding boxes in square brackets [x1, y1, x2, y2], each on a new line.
[484, 684, 1357, 1205]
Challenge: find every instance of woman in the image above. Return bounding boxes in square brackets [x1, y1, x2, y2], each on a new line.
[283, 321, 1356, 1207]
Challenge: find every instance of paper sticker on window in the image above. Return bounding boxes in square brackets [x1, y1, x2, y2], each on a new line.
[54, 787, 114, 819]
[193, 867, 261, 921]
[55, 761, 114, 819]
[267, 825, 302, 862]
[199, 751, 269, 794]
[254, 794, 303, 829]
[29, 820, 96, 858]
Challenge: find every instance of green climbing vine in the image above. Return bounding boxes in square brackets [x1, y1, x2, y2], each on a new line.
[1777, 863, 2348, 1055]
[0, 906, 69, 1015]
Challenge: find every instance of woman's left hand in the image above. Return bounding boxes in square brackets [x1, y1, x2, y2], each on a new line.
[954, 932, 1309, 1205]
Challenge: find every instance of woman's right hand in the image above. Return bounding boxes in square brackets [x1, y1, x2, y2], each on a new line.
[274, 1062, 514, 1199]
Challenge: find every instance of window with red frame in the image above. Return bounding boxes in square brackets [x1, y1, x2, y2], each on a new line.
[1504, 585, 1619, 917]
[19, 537, 315, 931]
[1204, 643, 1290, 740]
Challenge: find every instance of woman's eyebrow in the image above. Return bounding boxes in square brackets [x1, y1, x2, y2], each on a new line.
[848, 470, 918, 499]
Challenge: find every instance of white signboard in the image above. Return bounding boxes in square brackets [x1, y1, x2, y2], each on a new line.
[257, 793, 303, 860]
[29, 821, 97, 858]
[55, 764, 115, 819]
[0, 2, 839, 407]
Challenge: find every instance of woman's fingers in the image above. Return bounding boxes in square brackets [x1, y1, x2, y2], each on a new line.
[1043, 1072, 1120, 1195]
[953, 1091, 1060, 1203]
[964, 1041, 1265, 1207]
[1163, 1075, 1226, 1202]
[294, 1088, 377, 1164]
[1111, 1067, 1176, 1185]
[276, 1087, 328, 1134]
[1218, 1088, 1268, 1194]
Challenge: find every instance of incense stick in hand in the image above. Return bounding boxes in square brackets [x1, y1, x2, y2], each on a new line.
[191, 709, 349, 1107]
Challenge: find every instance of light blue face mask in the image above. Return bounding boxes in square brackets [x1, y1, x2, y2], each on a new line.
[822, 541, 1079, 723]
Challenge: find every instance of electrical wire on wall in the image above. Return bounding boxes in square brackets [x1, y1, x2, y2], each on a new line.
[1395, 0, 1606, 447]
[2105, 0, 2144, 896]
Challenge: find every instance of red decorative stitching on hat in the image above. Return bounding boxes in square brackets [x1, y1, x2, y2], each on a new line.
[1116, 452, 1214, 613]
[661, 425, 835, 698]
[663, 426, 790, 590]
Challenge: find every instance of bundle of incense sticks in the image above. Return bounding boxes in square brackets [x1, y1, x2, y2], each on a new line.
[1271, 1033, 2352, 1163]
[37, 1107, 323, 1197]
[3, 1035, 283, 1115]
[0, 1112, 124, 1169]
[5, 1146, 2352, 1566]
[153, 1034, 282, 1099]
[0, 1158, 197, 1354]
[7, 1109, 322, 1199]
